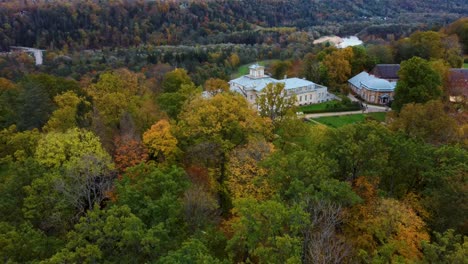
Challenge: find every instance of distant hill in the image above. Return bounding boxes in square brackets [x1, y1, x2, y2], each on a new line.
[0, 0, 466, 51]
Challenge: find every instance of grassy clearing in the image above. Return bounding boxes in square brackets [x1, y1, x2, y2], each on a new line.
[312, 112, 387, 128]
[463, 63, 468, 69]
[232, 60, 279, 78]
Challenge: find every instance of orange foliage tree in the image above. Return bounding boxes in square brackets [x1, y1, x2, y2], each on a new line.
[113, 136, 148, 173]
[344, 177, 430, 263]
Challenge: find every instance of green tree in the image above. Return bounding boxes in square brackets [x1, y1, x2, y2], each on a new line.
[422, 229, 468, 264]
[301, 53, 323, 84]
[157, 83, 201, 120]
[46, 205, 160, 263]
[157, 239, 226, 264]
[350, 46, 375, 75]
[0, 221, 61, 263]
[367, 44, 394, 64]
[319, 122, 393, 182]
[421, 145, 468, 233]
[16, 77, 54, 131]
[0, 77, 19, 129]
[270, 60, 292, 79]
[409, 31, 444, 60]
[227, 198, 308, 264]
[162, 68, 193, 93]
[392, 57, 442, 112]
[113, 163, 189, 250]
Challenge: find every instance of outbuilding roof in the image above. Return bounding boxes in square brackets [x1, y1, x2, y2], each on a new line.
[279, 78, 314, 89]
[448, 68, 468, 97]
[361, 78, 396, 91]
[371, 64, 400, 80]
[229, 75, 277, 91]
[348, 71, 372, 89]
[348, 71, 396, 91]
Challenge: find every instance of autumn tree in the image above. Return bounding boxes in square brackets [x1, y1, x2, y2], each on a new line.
[23, 129, 115, 234]
[182, 184, 219, 232]
[392, 57, 442, 112]
[389, 100, 459, 144]
[204, 78, 229, 96]
[86, 69, 158, 141]
[442, 17, 468, 54]
[344, 177, 429, 263]
[256, 82, 297, 123]
[177, 93, 272, 212]
[409, 31, 444, 60]
[43, 91, 86, 132]
[87, 69, 139, 127]
[143, 119, 178, 162]
[113, 136, 148, 173]
[226, 140, 274, 200]
[322, 47, 354, 91]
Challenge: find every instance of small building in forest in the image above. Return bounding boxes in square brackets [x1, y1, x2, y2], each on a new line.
[229, 64, 329, 105]
[348, 71, 396, 105]
[370, 64, 400, 81]
[348, 64, 400, 105]
[447, 68, 468, 103]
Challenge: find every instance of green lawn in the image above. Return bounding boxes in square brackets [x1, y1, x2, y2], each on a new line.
[464, 63, 468, 69]
[232, 60, 279, 78]
[298, 100, 339, 112]
[312, 112, 387, 128]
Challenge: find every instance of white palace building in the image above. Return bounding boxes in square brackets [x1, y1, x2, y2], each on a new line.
[229, 64, 329, 106]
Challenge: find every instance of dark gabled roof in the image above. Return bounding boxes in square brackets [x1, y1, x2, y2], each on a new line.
[449, 68, 468, 81]
[371, 64, 400, 80]
[448, 69, 468, 97]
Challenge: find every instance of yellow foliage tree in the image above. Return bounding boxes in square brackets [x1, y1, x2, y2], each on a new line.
[226, 140, 274, 200]
[43, 91, 86, 132]
[143, 119, 178, 162]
